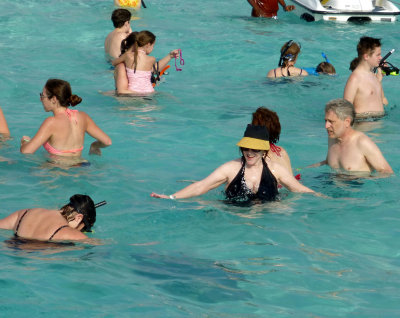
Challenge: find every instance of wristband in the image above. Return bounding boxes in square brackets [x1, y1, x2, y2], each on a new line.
[169, 195, 175, 200]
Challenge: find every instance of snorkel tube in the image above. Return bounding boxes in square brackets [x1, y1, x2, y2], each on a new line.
[95, 201, 107, 208]
[278, 40, 294, 67]
[321, 52, 330, 63]
[374, 49, 399, 75]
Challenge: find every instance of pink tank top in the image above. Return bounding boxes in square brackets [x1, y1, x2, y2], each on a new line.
[126, 68, 154, 94]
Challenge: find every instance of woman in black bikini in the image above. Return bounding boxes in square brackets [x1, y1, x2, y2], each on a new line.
[151, 125, 314, 202]
[267, 40, 308, 78]
[0, 194, 103, 241]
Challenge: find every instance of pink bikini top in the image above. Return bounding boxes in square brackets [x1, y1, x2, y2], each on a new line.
[43, 109, 84, 155]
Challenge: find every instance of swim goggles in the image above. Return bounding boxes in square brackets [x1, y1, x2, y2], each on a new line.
[175, 49, 184, 71]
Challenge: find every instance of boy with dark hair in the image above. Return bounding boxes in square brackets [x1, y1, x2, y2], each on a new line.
[344, 36, 387, 118]
[104, 9, 132, 61]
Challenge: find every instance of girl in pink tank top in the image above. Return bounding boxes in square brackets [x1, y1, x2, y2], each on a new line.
[112, 30, 179, 95]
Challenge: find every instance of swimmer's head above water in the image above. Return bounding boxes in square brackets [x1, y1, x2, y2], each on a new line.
[325, 98, 356, 126]
[111, 8, 132, 28]
[251, 107, 281, 144]
[60, 195, 106, 232]
[350, 36, 381, 71]
[278, 40, 301, 67]
[44, 79, 82, 108]
[316, 62, 336, 75]
[237, 124, 270, 158]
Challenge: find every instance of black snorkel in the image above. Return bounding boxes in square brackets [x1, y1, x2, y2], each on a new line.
[94, 201, 107, 208]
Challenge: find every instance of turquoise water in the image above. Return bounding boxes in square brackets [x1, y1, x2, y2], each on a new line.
[1, 0, 400, 316]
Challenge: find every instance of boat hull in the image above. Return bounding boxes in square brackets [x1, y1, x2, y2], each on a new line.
[287, 0, 400, 22]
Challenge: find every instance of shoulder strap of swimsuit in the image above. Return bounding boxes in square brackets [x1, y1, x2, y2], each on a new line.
[281, 66, 287, 78]
[274, 68, 277, 78]
[15, 209, 29, 236]
[287, 65, 291, 77]
[49, 225, 69, 241]
[299, 69, 303, 75]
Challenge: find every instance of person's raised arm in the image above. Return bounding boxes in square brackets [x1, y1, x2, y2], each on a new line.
[359, 135, 393, 174]
[111, 52, 127, 67]
[20, 118, 54, 154]
[157, 50, 179, 70]
[151, 161, 232, 199]
[0, 107, 10, 135]
[84, 113, 112, 155]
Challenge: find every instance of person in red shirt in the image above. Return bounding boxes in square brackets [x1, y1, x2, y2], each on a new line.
[247, 0, 295, 18]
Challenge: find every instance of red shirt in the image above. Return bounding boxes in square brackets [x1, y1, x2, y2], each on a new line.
[248, 0, 279, 17]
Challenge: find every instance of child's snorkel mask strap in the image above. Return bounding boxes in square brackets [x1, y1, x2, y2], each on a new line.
[278, 40, 294, 67]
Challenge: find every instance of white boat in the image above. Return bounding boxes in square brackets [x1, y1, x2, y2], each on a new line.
[287, 0, 400, 22]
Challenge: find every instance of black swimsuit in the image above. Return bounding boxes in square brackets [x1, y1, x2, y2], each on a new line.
[14, 209, 69, 241]
[274, 66, 303, 78]
[225, 158, 279, 202]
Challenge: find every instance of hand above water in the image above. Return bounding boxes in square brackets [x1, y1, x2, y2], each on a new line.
[150, 192, 170, 199]
[284, 5, 295, 11]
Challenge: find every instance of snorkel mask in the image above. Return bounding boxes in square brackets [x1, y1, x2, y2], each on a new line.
[381, 62, 399, 76]
[379, 49, 399, 76]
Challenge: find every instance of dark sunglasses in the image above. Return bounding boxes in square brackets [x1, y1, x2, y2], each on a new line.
[241, 147, 261, 153]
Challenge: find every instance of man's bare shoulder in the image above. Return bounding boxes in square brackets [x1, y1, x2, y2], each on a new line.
[347, 69, 363, 82]
[354, 130, 376, 148]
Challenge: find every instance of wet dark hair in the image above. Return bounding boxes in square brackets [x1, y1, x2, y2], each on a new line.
[251, 107, 281, 144]
[120, 30, 156, 72]
[60, 194, 96, 232]
[111, 9, 131, 28]
[349, 36, 381, 71]
[316, 62, 336, 74]
[120, 31, 138, 55]
[45, 79, 82, 107]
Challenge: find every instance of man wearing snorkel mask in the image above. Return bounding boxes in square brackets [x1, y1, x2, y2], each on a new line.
[344, 37, 387, 119]
[247, 0, 295, 18]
